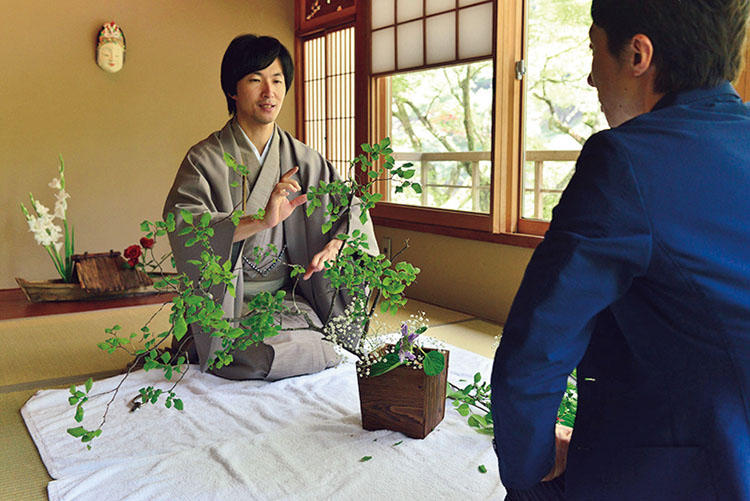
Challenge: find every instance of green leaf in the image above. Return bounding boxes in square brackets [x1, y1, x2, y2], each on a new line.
[368, 352, 401, 377]
[321, 221, 333, 234]
[359, 456, 372, 462]
[411, 183, 423, 194]
[67, 426, 87, 438]
[174, 399, 184, 411]
[393, 441, 403, 446]
[200, 212, 211, 228]
[75, 405, 84, 423]
[140, 221, 150, 232]
[474, 372, 482, 384]
[423, 350, 445, 376]
[180, 209, 193, 225]
[478, 464, 487, 474]
[177, 227, 193, 236]
[84, 377, 93, 393]
[173, 315, 187, 341]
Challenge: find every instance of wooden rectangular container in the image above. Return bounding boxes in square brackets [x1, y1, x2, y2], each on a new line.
[356, 349, 449, 439]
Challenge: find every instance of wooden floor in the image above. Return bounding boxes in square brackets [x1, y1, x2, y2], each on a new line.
[0, 293, 501, 500]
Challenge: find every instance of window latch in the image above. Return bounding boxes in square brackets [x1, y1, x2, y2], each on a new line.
[515, 60, 526, 80]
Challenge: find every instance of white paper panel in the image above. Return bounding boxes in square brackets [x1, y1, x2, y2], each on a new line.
[372, 0, 395, 29]
[458, 2, 493, 59]
[426, 0, 457, 16]
[397, 0, 423, 23]
[397, 20, 423, 69]
[372, 27, 395, 74]
[426, 12, 455, 64]
[458, 0, 487, 6]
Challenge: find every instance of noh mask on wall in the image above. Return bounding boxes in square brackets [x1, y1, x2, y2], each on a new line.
[96, 22, 125, 73]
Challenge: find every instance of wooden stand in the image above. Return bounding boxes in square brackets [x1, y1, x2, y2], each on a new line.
[15, 251, 156, 303]
[356, 349, 449, 439]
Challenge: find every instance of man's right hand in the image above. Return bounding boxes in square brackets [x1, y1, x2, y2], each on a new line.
[262, 166, 306, 229]
[232, 166, 306, 242]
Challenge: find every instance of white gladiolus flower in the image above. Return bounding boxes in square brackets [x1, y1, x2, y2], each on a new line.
[27, 215, 42, 233]
[55, 189, 70, 203]
[53, 189, 70, 219]
[28, 212, 62, 248]
[48, 177, 62, 190]
[33, 200, 51, 218]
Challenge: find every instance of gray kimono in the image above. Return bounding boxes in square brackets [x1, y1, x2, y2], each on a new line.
[163, 119, 377, 380]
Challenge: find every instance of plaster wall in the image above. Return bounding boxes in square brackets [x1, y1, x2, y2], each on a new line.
[1, 0, 294, 289]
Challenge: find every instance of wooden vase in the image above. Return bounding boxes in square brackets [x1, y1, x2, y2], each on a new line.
[356, 348, 449, 439]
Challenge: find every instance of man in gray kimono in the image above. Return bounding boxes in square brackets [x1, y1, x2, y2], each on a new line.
[163, 34, 377, 381]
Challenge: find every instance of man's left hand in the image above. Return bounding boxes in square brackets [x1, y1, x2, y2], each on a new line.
[303, 239, 343, 280]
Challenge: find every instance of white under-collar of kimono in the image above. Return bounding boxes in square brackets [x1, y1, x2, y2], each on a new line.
[237, 125, 275, 165]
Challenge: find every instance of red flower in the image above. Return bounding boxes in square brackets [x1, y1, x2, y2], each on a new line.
[140, 237, 155, 249]
[124, 244, 142, 267]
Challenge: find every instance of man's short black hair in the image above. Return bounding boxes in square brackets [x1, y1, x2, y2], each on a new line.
[591, 0, 748, 94]
[220, 34, 294, 115]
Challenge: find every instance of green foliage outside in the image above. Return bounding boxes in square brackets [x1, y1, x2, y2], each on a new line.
[389, 61, 493, 213]
[523, 0, 606, 219]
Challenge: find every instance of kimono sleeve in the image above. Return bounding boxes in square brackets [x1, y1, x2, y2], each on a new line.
[490, 131, 652, 489]
[163, 147, 239, 283]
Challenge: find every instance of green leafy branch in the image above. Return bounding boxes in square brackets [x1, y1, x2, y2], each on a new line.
[448, 370, 578, 435]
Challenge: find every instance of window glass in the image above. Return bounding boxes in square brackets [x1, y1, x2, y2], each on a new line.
[388, 61, 493, 213]
[522, 0, 605, 221]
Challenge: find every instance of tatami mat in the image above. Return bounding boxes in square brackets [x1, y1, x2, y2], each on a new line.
[429, 319, 502, 359]
[0, 303, 172, 390]
[1, 389, 52, 501]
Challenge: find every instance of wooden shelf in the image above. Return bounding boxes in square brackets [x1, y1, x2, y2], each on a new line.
[0, 288, 176, 321]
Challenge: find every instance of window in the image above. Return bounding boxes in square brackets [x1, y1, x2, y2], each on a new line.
[384, 61, 493, 214]
[300, 27, 356, 179]
[294, 0, 622, 244]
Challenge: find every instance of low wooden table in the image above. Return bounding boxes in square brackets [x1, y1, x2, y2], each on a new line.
[0, 288, 176, 321]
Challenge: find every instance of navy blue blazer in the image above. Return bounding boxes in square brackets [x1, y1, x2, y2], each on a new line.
[491, 82, 750, 500]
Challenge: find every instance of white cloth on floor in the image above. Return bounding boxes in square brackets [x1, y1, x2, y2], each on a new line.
[21, 342, 505, 500]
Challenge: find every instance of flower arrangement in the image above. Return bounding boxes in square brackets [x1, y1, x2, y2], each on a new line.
[356, 315, 445, 378]
[66, 138, 445, 446]
[19, 155, 75, 282]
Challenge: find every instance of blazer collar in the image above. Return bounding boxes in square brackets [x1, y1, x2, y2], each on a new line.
[652, 80, 741, 112]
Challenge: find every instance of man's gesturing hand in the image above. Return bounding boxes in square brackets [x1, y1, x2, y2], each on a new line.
[263, 166, 306, 229]
[303, 238, 343, 280]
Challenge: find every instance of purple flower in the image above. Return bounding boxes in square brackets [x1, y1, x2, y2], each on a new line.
[399, 322, 421, 362]
[398, 349, 416, 362]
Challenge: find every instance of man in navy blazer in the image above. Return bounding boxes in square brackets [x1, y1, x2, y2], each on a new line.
[491, 0, 750, 499]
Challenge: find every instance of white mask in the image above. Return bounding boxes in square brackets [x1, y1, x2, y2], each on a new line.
[96, 22, 126, 74]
